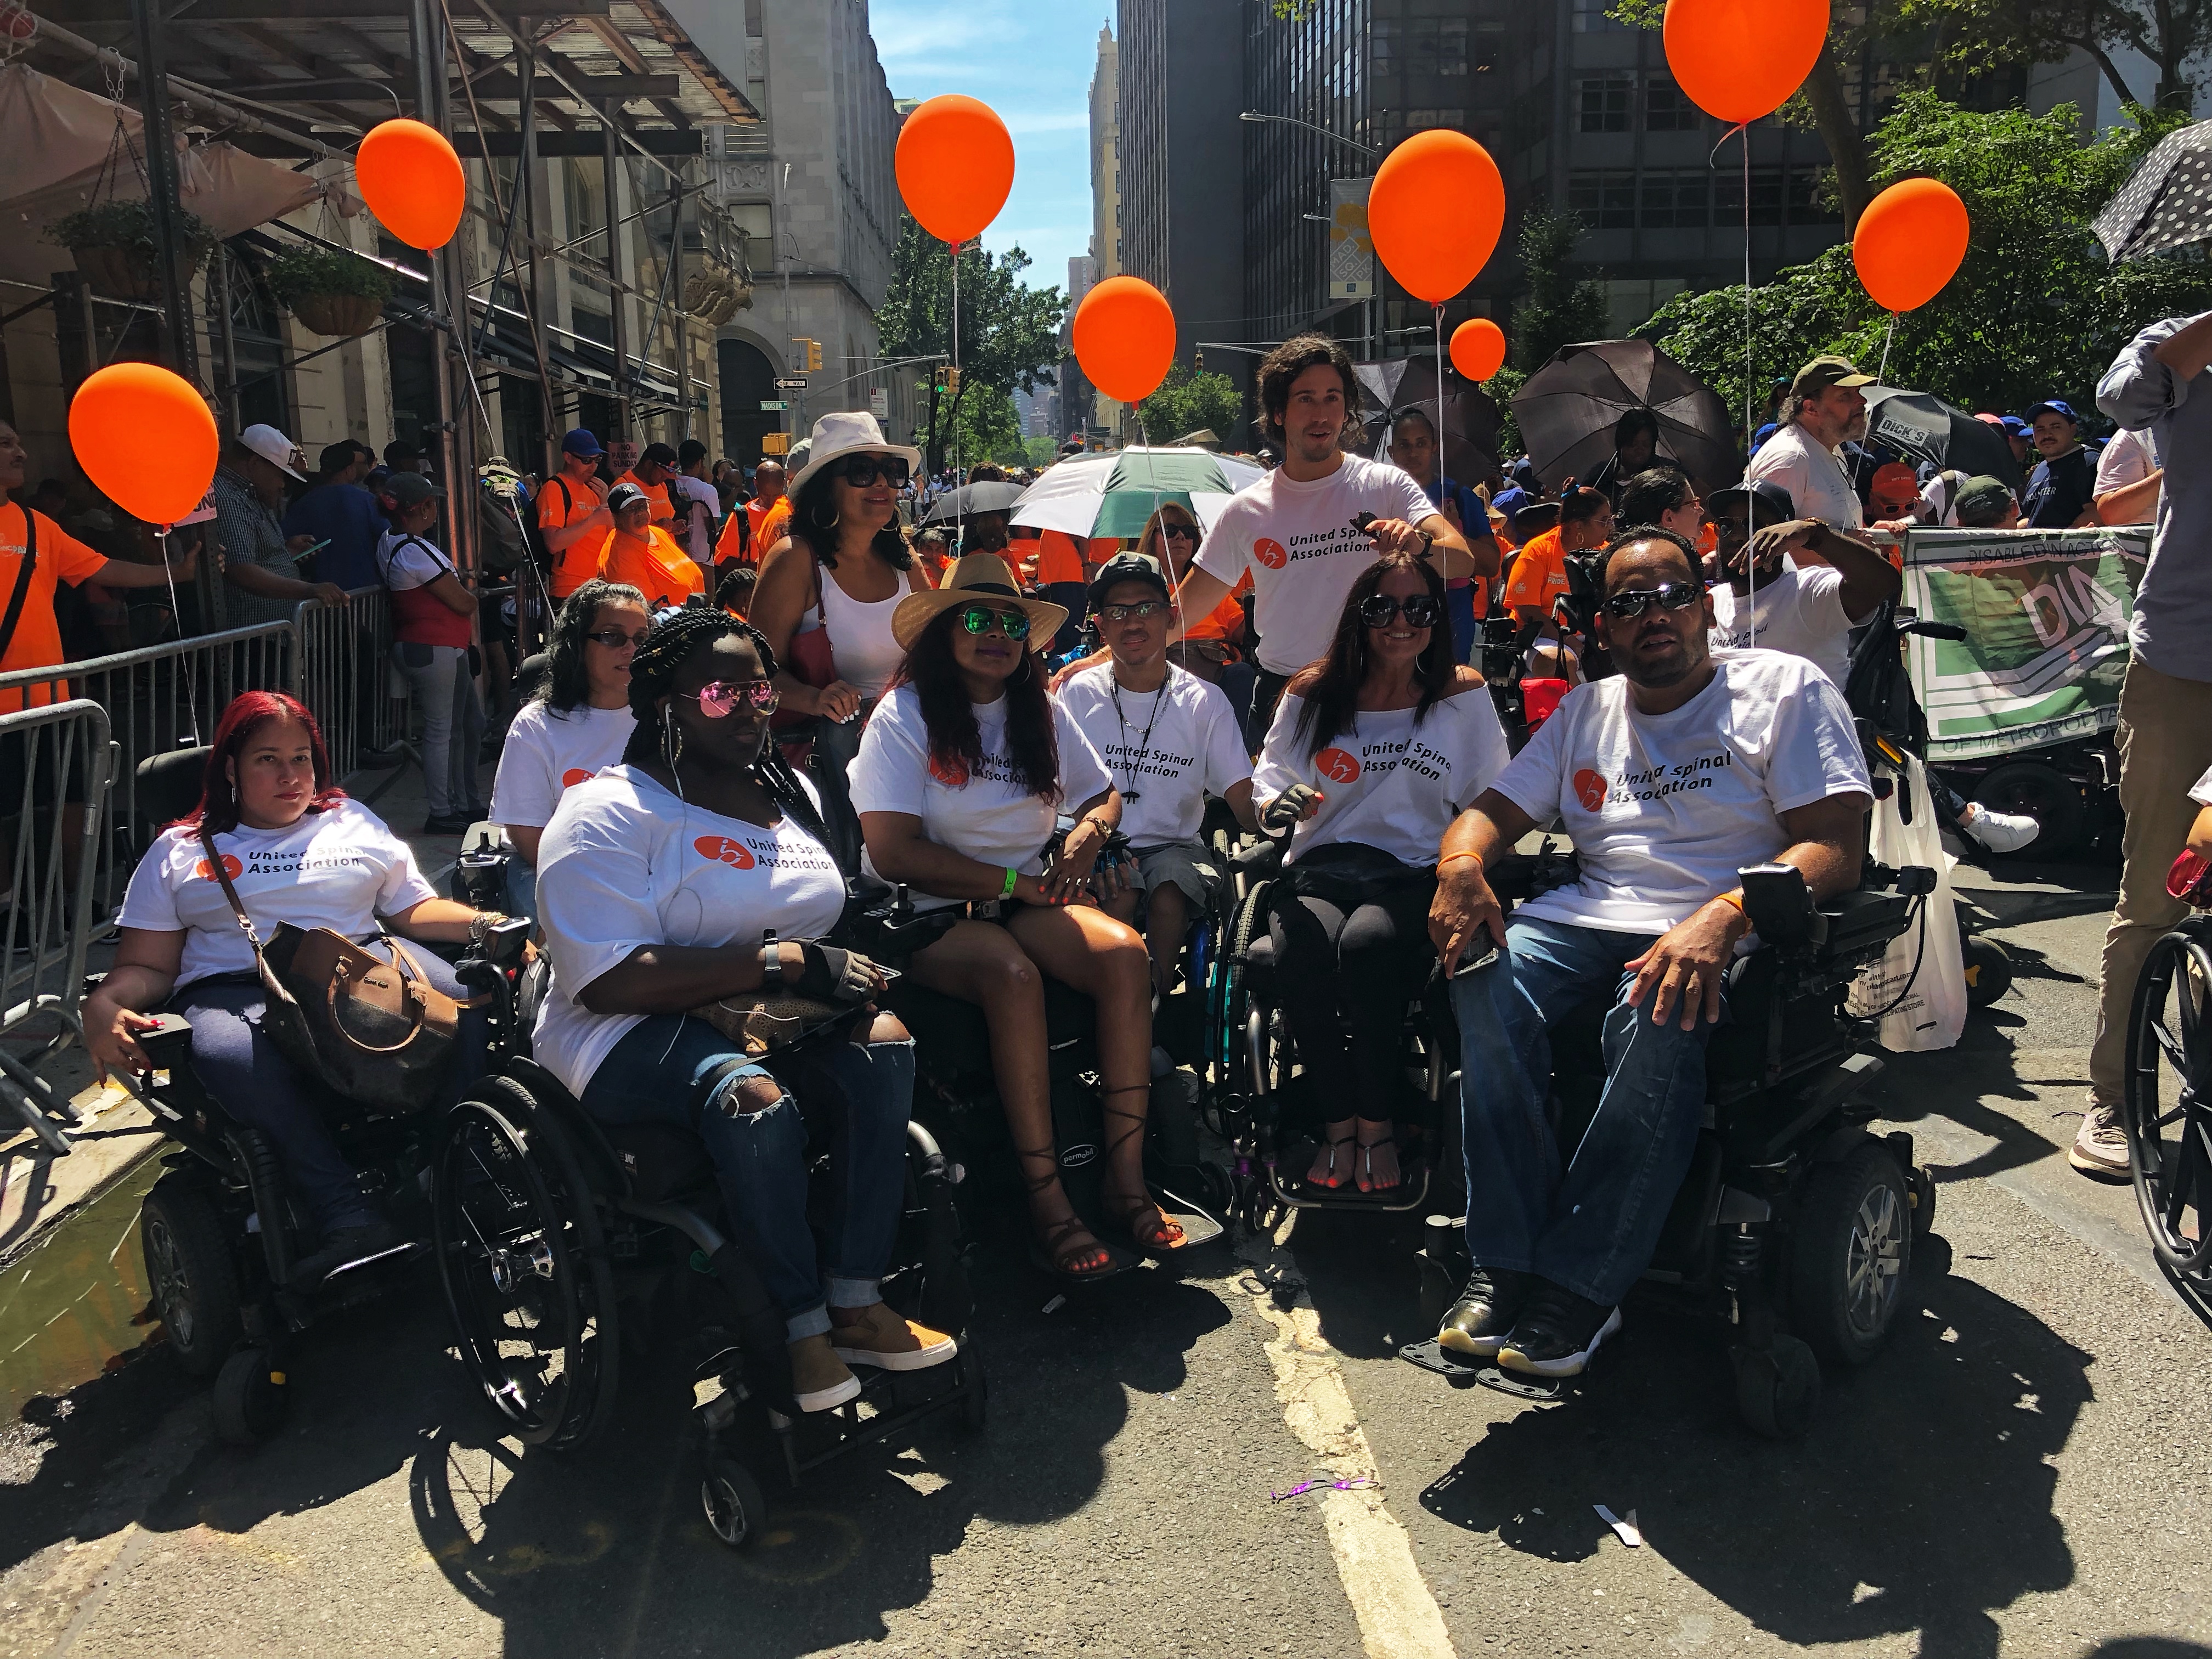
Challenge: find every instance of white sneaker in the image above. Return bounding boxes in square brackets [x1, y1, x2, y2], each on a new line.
[2069, 1101, 2130, 1176]
[1961, 803, 2040, 854]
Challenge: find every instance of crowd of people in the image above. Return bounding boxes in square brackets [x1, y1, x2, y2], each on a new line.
[45, 293, 2212, 1407]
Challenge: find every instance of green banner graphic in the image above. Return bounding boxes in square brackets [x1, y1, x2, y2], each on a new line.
[1900, 526, 2149, 762]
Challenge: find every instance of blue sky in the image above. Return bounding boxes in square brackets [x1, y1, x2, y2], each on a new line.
[871, 0, 1116, 297]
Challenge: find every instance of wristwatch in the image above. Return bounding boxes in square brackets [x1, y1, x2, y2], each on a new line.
[468, 911, 511, 950]
[759, 929, 783, 989]
[1417, 527, 1436, 554]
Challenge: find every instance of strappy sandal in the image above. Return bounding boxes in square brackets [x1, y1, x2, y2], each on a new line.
[1307, 1124, 1357, 1190]
[1354, 1119, 1402, 1194]
[1096, 1084, 1198, 1255]
[1018, 1141, 1135, 1283]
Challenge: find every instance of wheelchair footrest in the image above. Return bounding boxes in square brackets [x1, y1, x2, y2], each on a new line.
[1397, 1339, 1568, 1402]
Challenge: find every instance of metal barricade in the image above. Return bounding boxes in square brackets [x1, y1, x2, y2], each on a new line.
[0, 701, 115, 1153]
[0, 620, 294, 927]
[291, 585, 398, 781]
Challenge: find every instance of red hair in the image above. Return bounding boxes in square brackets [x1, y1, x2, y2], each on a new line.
[174, 691, 348, 835]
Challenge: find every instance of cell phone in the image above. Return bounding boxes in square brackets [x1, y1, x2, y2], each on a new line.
[298, 537, 332, 556]
[1350, 511, 1379, 535]
[1451, 943, 1500, 978]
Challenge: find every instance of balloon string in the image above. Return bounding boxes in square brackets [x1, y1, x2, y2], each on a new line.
[1737, 119, 1757, 652]
[950, 240, 962, 552]
[156, 527, 200, 744]
[1433, 302, 1448, 648]
[1850, 310, 1901, 497]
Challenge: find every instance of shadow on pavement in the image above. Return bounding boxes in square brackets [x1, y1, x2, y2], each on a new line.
[1404, 1243, 2089, 1659]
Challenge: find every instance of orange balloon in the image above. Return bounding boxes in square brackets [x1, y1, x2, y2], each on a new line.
[1450, 318, 1507, 382]
[1663, 0, 1830, 125]
[1072, 276, 1177, 405]
[1368, 131, 1504, 305]
[1854, 177, 1970, 313]
[356, 119, 466, 250]
[69, 363, 219, 527]
[896, 95, 1015, 245]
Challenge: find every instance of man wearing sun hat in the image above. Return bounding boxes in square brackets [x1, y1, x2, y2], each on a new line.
[212, 422, 349, 627]
[595, 481, 704, 610]
[1743, 355, 1876, 534]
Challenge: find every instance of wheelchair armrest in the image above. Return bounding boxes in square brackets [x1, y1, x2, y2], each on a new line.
[134, 1012, 195, 1074]
[1231, 838, 1284, 879]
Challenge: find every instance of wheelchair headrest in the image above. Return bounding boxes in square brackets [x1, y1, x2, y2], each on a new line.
[134, 747, 211, 828]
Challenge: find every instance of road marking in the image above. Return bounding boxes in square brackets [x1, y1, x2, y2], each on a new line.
[1238, 1228, 1457, 1659]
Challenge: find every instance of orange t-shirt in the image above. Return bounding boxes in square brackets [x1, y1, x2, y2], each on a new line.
[1181, 571, 1251, 643]
[1502, 527, 1568, 614]
[540, 473, 610, 600]
[1035, 531, 1119, 588]
[0, 505, 107, 713]
[614, 471, 673, 526]
[597, 525, 706, 609]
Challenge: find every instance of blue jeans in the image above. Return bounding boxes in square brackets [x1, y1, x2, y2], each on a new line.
[1452, 915, 1718, 1307]
[579, 1017, 915, 1340]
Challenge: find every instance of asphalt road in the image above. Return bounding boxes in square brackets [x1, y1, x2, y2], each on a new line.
[4, 849, 2210, 1659]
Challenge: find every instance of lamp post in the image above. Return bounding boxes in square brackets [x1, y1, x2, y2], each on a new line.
[1242, 113, 1380, 356]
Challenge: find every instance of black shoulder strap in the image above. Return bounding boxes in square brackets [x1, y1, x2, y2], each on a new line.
[541, 477, 573, 525]
[0, 507, 41, 663]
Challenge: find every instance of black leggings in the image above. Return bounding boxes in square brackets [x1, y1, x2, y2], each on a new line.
[1266, 873, 1437, 1123]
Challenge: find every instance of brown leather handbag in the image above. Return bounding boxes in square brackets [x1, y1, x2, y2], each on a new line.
[198, 828, 462, 1113]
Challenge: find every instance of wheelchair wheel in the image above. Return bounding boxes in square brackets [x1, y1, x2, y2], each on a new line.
[1972, 761, 2084, 858]
[2121, 930, 2212, 1282]
[140, 1174, 242, 1380]
[1960, 930, 2012, 1011]
[213, 1347, 289, 1445]
[1790, 1144, 1913, 1366]
[434, 1091, 615, 1449]
[1733, 1336, 1820, 1441]
[701, 1456, 766, 1549]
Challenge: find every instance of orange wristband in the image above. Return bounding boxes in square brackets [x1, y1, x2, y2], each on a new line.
[1714, 890, 1746, 915]
[1438, 851, 1484, 871]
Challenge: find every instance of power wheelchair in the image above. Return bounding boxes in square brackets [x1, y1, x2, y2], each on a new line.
[2120, 909, 2212, 1293]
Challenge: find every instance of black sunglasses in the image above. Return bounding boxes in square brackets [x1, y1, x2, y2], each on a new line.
[1602, 583, 1706, 620]
[584, 628, 651, 650]
[838, 454, 912, 489]
[1358, 593, 1445, 629]
[1160, 522, 1200, 542]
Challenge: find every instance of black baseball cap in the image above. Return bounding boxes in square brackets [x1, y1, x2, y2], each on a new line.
[1088, 551, 1171, 606]
[1708, 478, 1796, 523]
[639, 442, 679, 467]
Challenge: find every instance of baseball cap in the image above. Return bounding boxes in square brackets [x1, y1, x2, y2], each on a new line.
[1751, 421, 1780, 452]
[1790, 354, 1877, 394]
[606, 482, 650, 514]
[639, 441, 679, 467]
[1870, 461, 1922, 511]
[2000, 415, 2032, 438]
[380, 471, 446, 509]
[1709, 478, 1797, 523]
[562, 427, 606, 459]
[317, 439, 365, 476]
[1953, 476, 2017, 525]
[2024, 399, 2079, 425]
[1088, 551, 1171, 606]
[239, 423, 307, 482]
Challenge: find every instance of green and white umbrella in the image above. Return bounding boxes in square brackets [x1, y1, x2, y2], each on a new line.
[1010, 446, 1266, 540]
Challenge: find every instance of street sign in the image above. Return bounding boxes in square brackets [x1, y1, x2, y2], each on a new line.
[1328, 177, 1375, 301]
[759, 400, 787, 411]
[773, 376, 808, 391]
[870, 387, 889, 419]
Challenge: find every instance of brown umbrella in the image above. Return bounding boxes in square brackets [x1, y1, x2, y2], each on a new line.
[1510, 339, 1740, 495]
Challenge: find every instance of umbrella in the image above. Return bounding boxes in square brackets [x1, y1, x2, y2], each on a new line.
[1010, 447, 1266, 539]
[2095, 118, 2212, 261]
[919, 481, 1026, 524]
[1352, 357, 1503, 489]
[1861, 387, 2024, 490]
[1511, 339, 1740, 495]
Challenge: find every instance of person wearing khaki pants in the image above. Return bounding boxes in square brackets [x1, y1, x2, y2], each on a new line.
[2084, 309, 2212, 1172]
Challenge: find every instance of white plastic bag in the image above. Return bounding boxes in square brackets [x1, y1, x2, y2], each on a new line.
[1847, 753, 1966, 1052]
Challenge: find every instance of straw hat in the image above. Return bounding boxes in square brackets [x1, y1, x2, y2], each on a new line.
[891, 553, 1069, 653]
[788, 409, 922, 499]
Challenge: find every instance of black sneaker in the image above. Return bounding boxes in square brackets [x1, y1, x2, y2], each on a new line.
[422, 814, 476, 837]
[1496, 1285, 1621, 1378]
[1436, 1266, 1531, 1359]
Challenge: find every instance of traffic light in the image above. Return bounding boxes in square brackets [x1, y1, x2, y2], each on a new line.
[945, 366, 962, 396]
[791, 336, 822, 373]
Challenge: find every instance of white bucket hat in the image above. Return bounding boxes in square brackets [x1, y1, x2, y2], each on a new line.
[238, 422, 308, 482]
[787, 409, 921, 500]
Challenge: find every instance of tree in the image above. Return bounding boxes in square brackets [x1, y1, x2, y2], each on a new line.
[877, 218, 1068, 472]
[1508, 209, 1610, 374]
[1137, 363, 1246, 444]
[1634, 92, 2212, 430]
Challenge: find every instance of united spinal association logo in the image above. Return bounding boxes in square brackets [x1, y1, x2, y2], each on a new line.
[1314, 747, 1362, 784]
[693, 834, 757, 870]
[561, 768, 594, 788]
[1254, 537, 1289, 571]
[1573, 769, 1610, 812]
[193, 853, 245, 883]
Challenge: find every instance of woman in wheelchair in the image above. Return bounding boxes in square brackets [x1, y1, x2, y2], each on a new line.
[489, 578, 647, 918]
[532, 607, 954, 1414]
[848, 554, 1189, 1280]
[84, 691, 498, 1283]
[1250, 552, 1510, 1193]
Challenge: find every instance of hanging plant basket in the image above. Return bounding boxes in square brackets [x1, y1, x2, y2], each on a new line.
[290, 291, 385, 337]
[49, 200, 216, 302]
[72, 244, 161, 301]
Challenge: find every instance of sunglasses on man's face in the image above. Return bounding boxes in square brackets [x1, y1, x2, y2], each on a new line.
[680, 678, 780, 718]
[839, 455, 912, 489]
[956, 604, 1032, 641]
[1098, 600, 1169, 624]
[1602, 583, 1706, 620]
[585, 628, 651, 650]
[1358, 593, 1445, 630]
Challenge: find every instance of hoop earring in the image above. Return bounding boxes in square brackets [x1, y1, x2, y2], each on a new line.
[1012, 651, 1034, 684]
[662, 707, 684, 768]
[812, 504, 841, 530]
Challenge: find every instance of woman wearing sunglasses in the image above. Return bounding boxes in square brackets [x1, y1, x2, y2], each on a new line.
[489, 579, 648, 919]
[850, 555, 1189, 1279]
[534, 608, 954, 1414]
[1252, 554, 1511, 1193]
[1137, 503, 1250, 691]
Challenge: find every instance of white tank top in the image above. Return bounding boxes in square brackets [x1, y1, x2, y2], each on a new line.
[815, 559, 911, 701]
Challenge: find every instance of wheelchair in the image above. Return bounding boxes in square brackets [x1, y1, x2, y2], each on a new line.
[2120, 913, 2212, 1290]
[1396, 849, 1943, 1439]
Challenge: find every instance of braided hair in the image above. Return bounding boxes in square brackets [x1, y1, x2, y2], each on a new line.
[619, 606, 840, 864]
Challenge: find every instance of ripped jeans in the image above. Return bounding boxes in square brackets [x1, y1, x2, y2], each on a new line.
[579, 1016, 915, 1340]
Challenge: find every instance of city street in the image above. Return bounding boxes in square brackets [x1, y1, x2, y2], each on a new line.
[3, 851, 2209, 1659]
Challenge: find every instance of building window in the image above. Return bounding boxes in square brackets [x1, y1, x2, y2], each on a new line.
[1788, 165, 1842, 222]
[1567, 168, 1638, 229]
[1571, 0, 1631, 31]
[1411, 18, 1469, 75]
[1370, 17, 1395, 69]
[1409, 109, 1466, 133]
[1644, 76, 1699, 131]
[1715, 166, 1787, 226]
[1471, 22, 1503, 73]
[1577, 76, 1634, 133]
[1639, 168, 1709, 228]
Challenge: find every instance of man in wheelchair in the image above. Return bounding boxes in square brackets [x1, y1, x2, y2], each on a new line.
[1427, 528, 1872, 1378]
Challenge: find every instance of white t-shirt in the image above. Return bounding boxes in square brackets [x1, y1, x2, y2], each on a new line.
[1194, 454, 1437, 675]
[848, 684, 1114, 910]
[376, 529, 453, 590]
[2095, 425, 2156, 494]
[491, 699, 638, 831]
[1495, 650, 1871, 935]
[1056, 662, 1251, 845]
[1745, 424, 1865, 531]
[532, 766, 847, 1096]
[670, 475, 722, 563]
[2191, 763, 2212, 806]
[1254, 686, 1511, 868]
[117, 799, 439, 986]
[1708, 565, 1855, 689]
